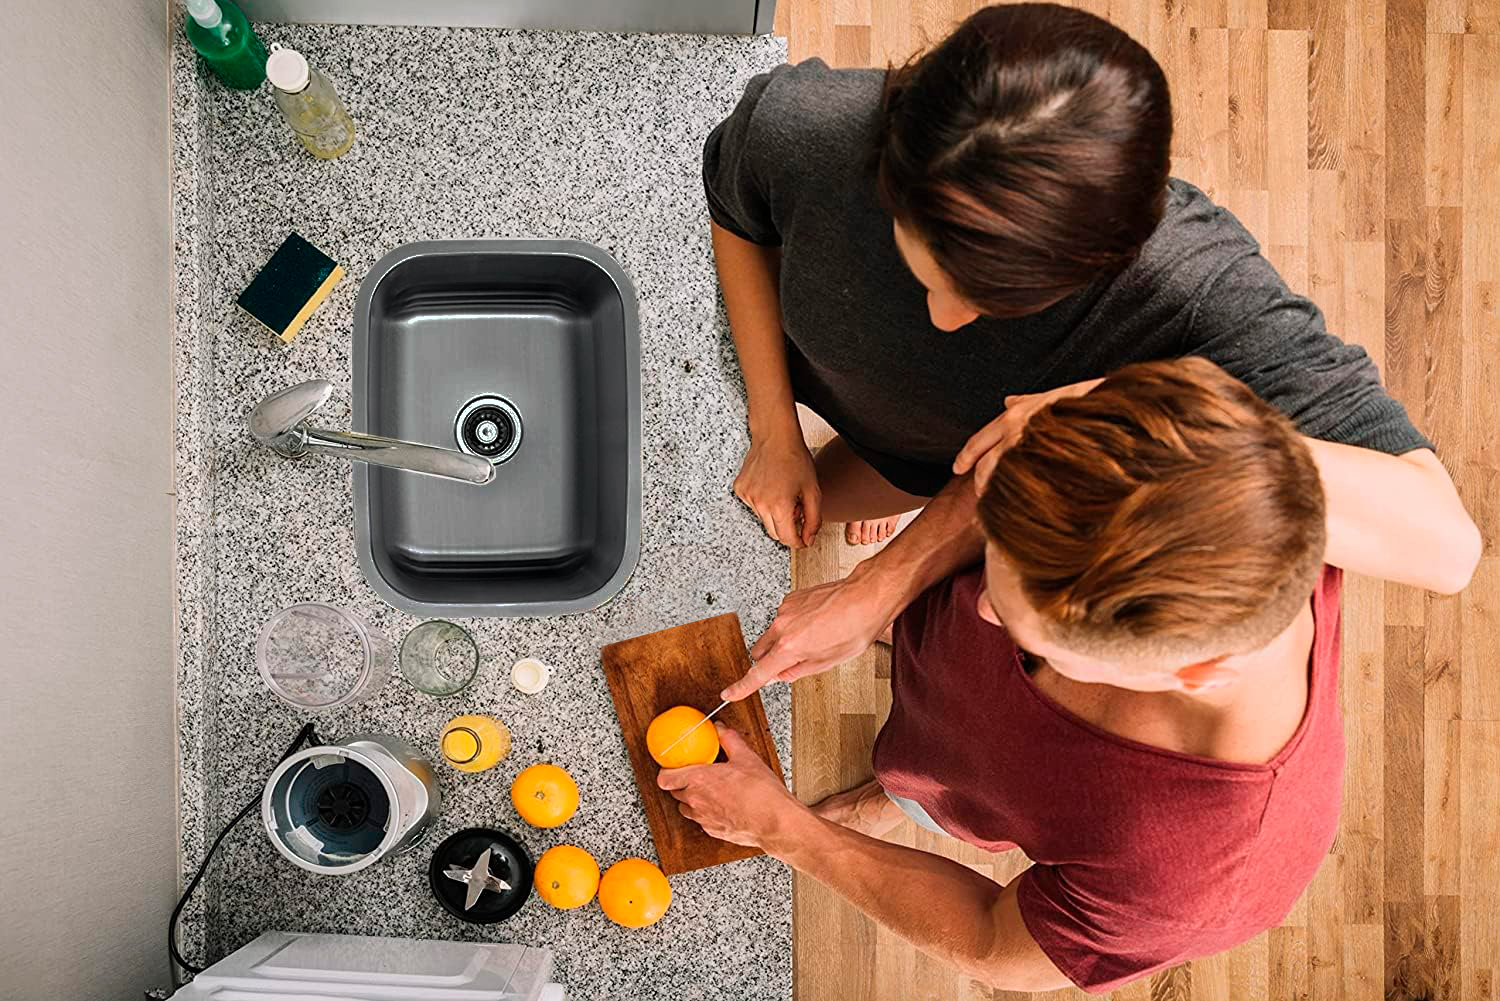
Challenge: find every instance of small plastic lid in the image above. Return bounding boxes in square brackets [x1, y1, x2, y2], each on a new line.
[442, 727, 481, 764]
[184, 0, 223, 29]
[266, 44, 311, 93]
[511, 658, 550, 694]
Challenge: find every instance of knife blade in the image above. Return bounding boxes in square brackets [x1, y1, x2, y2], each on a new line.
[655, 699, 730, 759]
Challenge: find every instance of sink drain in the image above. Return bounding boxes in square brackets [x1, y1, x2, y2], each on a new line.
[455, 396, 523, 465]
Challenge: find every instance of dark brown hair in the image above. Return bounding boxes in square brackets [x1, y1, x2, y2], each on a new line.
[876, 3, 1172, 317]
[979, 358, 1326, 662]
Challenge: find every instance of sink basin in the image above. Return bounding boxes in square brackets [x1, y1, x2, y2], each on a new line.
[353, 240, 640, 616]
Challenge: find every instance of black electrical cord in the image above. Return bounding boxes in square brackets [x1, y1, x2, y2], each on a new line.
[168, 722, 320, 989]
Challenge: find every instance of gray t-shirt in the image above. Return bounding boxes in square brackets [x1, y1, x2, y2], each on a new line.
[703, 59, 1430, 496]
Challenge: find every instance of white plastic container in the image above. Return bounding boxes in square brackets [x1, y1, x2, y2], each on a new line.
[511, 657, 552, 694]
[256, 603, 392, 710]
[261, 734, 439, 875]
[171, 930, 564, 1000]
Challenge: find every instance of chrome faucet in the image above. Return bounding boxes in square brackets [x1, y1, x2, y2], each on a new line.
[250, 380, 495, 485]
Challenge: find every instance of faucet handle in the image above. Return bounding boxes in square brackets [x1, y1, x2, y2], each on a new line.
[251, 380, 334, 445]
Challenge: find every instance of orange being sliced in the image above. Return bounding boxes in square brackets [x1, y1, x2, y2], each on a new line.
[646, 706, 721, 768]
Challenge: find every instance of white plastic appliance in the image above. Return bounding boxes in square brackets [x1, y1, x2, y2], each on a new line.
[261, 735, 439, 875]
[172, 931, 565, 1000]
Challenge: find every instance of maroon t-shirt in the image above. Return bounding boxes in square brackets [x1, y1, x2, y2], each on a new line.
[872, 566, 1344, 993]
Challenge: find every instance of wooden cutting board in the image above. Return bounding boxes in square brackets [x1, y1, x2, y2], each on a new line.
[600, 612, 783, 875]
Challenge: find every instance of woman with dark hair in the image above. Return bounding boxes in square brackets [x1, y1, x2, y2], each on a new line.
[708, 3, 1475, 595]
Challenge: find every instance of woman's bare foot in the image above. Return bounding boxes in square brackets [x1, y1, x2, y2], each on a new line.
[812, 778, 907, 838]
[845, 514, 904, 546]
[809, 436, 926, 547]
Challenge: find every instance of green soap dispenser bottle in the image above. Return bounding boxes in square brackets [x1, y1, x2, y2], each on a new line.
[184, 0, 268, 90]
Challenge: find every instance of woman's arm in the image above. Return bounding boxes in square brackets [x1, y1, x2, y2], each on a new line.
[954, 386, 1481, 594]
[1308, 442, 1479, 594]
[848, 443, 1482, 606]
[713, 221, 823, 548]
[713, 221, 797, 442]
[850, 410, 1488, 610]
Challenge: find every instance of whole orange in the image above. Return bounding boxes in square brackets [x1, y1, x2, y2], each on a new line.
[598, 858, 672, 928]
[646, 706, 721, 768]
[533, 845, 600, 910]
[510, 764, 579, 828]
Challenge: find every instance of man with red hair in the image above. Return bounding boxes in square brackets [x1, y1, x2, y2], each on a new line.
[664, 359, 1354, 992]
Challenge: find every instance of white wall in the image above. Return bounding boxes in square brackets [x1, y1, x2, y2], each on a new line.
[0, 1, 176, 997]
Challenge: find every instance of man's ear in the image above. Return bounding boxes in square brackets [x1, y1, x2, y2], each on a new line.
[1174, 659, 1239, 692]
[976, 586, 1002, 627]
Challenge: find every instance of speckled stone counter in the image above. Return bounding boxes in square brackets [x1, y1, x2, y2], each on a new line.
[170, 24, 789, 999]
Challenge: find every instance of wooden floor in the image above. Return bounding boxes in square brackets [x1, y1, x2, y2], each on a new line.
[774, 1, 1500, 999]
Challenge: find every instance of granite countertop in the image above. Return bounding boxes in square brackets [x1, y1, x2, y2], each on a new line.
[170, 23, 790, 999]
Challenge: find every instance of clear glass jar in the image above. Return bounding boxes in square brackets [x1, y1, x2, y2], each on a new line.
[441, 715, 512, 773]
[400, 620, 479, 696]
[255, 602, 392, 709]
[266, 44, 355, 160]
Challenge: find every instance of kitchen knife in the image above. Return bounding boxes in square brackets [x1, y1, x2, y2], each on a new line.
[655, 699, 730, 759]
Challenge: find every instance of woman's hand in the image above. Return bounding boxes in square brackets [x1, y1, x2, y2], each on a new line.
[712, 222, 817, 547]
[952, 378, 1104, 489]
[733, 431, 823, 549]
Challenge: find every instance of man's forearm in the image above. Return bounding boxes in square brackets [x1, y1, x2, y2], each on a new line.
[764, 805, 1067, 990]
[1308, 440, 1480, 594]
[711, 221, 798, 440]
[848, 472, 986, 619]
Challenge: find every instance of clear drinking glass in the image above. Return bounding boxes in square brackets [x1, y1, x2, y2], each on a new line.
[256, 603, 393, 710]
[399, 620, 479, 697]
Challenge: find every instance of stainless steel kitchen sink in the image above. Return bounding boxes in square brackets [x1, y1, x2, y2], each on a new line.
[353, 240, 640, 616]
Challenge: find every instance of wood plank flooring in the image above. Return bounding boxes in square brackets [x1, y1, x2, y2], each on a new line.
[771, 1, 1500, 997]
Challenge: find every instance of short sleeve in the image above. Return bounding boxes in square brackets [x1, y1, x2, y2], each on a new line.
[702, 70, 784, 246]
[1016, 864, 1203, 994]
[1184, 250, 1432, 456]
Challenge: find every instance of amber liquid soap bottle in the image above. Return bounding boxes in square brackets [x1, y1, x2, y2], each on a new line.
[266, 44, 356, 160]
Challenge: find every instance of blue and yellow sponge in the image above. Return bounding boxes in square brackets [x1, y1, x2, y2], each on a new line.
[236, 232, 344, 343]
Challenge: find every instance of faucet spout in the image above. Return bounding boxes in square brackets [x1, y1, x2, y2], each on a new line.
[250, 380, 495, 485]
